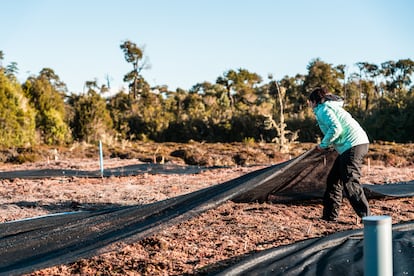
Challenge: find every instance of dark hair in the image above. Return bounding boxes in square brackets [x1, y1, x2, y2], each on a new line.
[309, 87, 329, 104]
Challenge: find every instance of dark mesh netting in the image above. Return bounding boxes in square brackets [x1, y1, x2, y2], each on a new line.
[217, 221, 414, 276]
[1, 149, 413, 275]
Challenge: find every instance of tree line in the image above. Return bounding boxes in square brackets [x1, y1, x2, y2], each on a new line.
[1, 41, 413, 150]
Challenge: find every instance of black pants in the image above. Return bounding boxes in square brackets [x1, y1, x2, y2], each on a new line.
[323, 144, 370, 220]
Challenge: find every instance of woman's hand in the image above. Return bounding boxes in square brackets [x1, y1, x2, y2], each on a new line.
[315, 145, 325, 152]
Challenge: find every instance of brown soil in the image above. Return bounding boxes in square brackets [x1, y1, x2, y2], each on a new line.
[0, 142, 413, 275]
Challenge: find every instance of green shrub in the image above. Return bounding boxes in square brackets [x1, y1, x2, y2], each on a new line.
[0, 70, 36, 148]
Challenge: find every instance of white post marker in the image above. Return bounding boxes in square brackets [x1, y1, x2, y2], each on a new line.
[363, 215, 393, 276]
[99, 140, 104, 177]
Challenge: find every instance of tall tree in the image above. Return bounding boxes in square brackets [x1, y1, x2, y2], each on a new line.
[0, 51, 18, 80]
[279, 74, 306, 114]
[120, 40, 150, 99]
[190, 81, 231, 123]
[302, 58, 344, 96]
[0, 68, 36, 147]
[217, 68, 262, 112]
[69, 86, 113, 143]
[355, 62, 380, 111]
[23, 68, 71, 145]
[216, 71, 236, 108]
[107, 90, 132, 139]
[385, 59, 414, 93]
[5, 62, 18, 80]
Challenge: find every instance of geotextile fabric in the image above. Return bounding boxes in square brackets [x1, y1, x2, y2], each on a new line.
[217, 221, 414, 276]
[0, 149, 413, 275]
[0, 163, 206, 179]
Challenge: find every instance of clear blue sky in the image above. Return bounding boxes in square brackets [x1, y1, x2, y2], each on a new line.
[2, 0, 413, 94]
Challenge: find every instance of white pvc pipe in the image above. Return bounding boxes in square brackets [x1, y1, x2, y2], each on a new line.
[99, 140, 104, 177]
[363, 215, 393, 276]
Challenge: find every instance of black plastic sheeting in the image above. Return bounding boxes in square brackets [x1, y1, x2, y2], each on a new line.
[217, 221, 414, 276]
[0, 149, 413, 275]
[0, 163, 206, 179]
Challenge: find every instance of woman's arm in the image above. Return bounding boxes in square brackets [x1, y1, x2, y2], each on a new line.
[318, 106, 342, 149]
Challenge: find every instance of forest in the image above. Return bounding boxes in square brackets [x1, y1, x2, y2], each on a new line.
[1, 40, 413, 151]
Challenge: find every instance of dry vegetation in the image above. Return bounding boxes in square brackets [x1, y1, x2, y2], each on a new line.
[0, 142, 413, 275]
[1, 140, 412, 167]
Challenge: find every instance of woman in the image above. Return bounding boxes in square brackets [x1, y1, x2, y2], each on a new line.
[308, 87, 370, 221]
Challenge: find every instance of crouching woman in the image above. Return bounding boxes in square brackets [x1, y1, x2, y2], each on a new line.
[308, 87, 370, 222]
